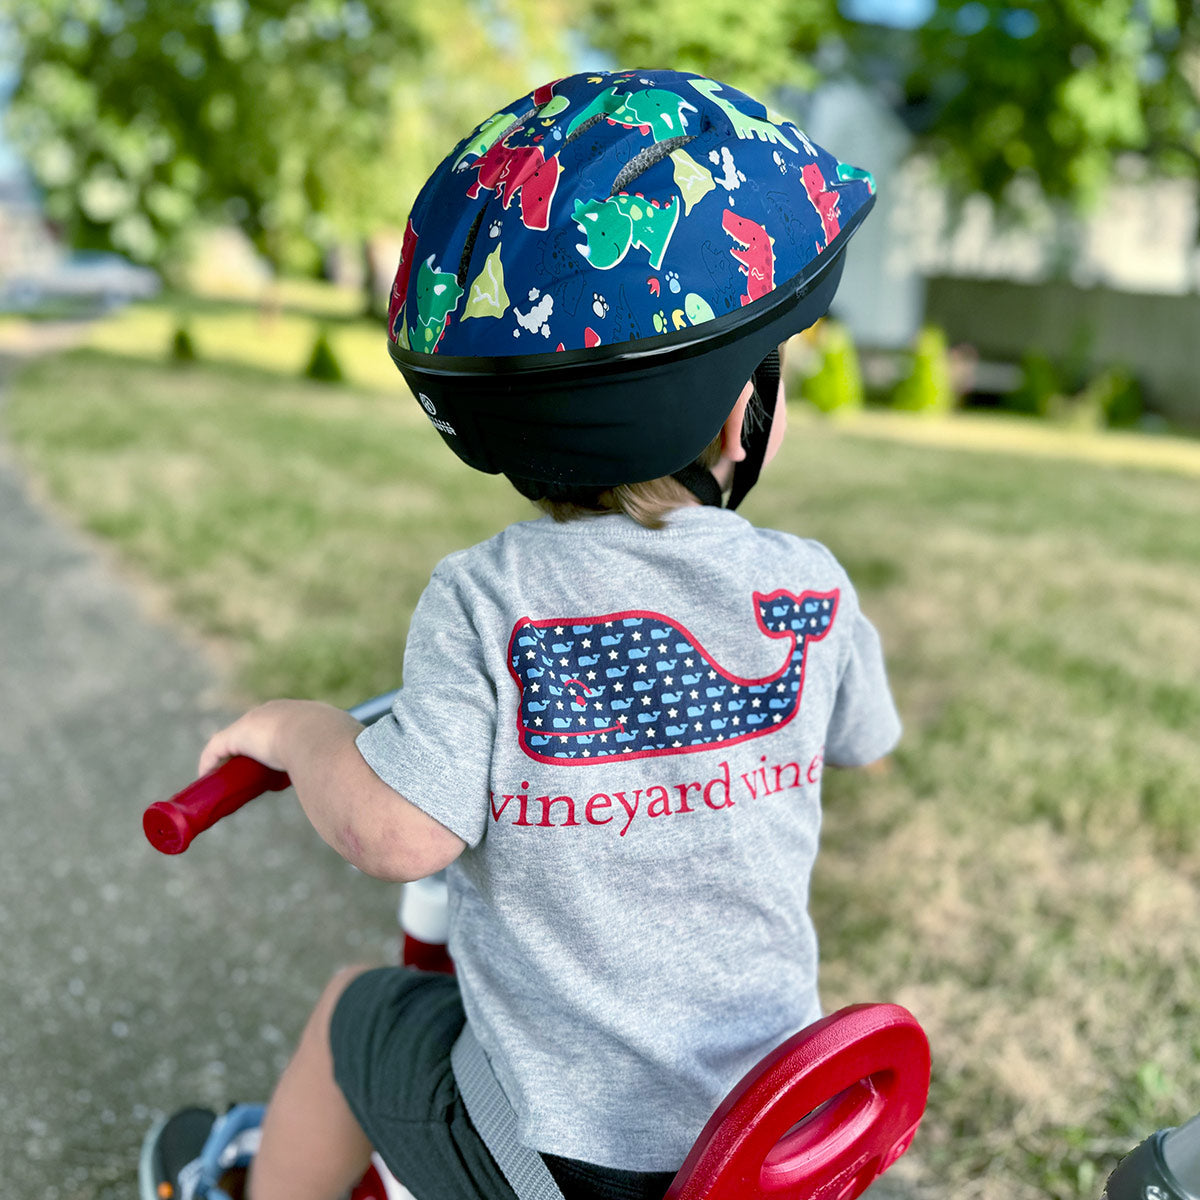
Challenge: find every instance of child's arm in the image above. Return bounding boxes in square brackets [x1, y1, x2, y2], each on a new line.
[199, 699, 465, 882]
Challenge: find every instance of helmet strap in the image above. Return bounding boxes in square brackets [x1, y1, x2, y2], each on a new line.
[670, 462, 723, 508]
[670, 347, 782, 511]
[726, 348, 781, 511]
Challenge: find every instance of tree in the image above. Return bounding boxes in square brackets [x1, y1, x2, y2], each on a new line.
[1, 0, 573, 277]
[903, 0, 1200, 214]
[6, 0, 1197, 282]
[576, 0, 1200, 222]
[573, 0, 846, 94]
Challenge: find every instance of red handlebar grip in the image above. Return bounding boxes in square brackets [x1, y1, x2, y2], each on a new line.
[143, 756, 291, 854]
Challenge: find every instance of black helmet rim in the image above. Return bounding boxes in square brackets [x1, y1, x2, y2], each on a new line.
[389, 196, 868, 487]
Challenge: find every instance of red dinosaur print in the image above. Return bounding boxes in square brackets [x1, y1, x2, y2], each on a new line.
[466, 138, 562, 231]
[801, 163, 841, 246]
[722, 208, 776, 306]
[387, 218, 420, 343]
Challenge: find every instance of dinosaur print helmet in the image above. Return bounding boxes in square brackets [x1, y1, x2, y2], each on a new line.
[387, 68, 875, 504]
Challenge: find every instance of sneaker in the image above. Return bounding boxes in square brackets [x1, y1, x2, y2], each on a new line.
[139, 1103, 265, 1200]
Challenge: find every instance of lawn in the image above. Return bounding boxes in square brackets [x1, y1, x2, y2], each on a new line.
[4, 322, 1200, 1199]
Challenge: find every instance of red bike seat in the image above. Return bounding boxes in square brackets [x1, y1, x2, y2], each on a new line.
[665, 1003, 930, 1200]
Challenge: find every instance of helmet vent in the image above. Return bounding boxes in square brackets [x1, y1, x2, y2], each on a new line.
[562, 112, 605, 147]
[498, 106, 539, 143]
[456, 206, 488, 288]
[609, 136, 695, 196]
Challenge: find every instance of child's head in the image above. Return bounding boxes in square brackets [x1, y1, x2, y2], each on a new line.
[385, 69, 873, 516]
[511, 345, 787, 528]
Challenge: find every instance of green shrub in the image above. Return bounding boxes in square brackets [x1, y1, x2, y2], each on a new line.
[1010, 354, 1145, 430]
[304, 328, 345, 383]
[799, 320, 864, 415]
[891, 325, 955, 416]
[169, 323, 197, 364]
[1008, 351, 1063, 418]
[1083, 365, 1143, 429]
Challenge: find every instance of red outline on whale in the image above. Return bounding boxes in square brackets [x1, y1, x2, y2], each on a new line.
[506, 589, 839, 765]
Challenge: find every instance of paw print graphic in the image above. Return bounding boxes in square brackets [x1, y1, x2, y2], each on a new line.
[773, 151, 786, 174]
[652, 309, 667, 334]
[665, 270, 681, 295]
[489, 220, 502, 238]
[592, 293, 609, 319]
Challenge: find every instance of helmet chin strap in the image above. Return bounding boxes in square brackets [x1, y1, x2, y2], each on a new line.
[671, 348, 781, 511]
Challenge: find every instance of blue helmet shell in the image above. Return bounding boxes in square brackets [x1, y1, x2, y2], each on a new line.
[387, 68, 875, 485]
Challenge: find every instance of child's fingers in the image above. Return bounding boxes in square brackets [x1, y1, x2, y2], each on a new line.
[198, 726, 237, 777]
[197, 703, 291, 776]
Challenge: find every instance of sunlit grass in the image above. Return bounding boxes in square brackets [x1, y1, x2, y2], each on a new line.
[843, 407, 1200, 479]
[50, 282, 401, 392]
[5, 348, 1199, 1199]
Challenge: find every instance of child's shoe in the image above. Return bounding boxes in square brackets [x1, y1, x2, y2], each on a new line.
[139, 1103, 265, 1200]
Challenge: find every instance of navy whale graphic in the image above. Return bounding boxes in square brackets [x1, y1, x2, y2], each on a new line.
[506, 589, 838, 763]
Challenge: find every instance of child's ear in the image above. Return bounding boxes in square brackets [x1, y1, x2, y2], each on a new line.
[720, 381, 755, 463]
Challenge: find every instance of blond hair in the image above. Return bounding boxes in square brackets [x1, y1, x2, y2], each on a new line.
[525, 434, 723, 531]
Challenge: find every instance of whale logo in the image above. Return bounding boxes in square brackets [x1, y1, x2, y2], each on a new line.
[507, 590, 838, 763]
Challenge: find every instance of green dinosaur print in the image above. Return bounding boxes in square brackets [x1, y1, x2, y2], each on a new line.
[837, 162, 876, 194]
[453, 109, 520, 169]
[684, 292, 715, 325]
[412, 256, 464, 352]
[537, 95, 570, 119]
[573, 193, 681, 271]
[566, 85, 696, 142]
[688, 79, 797, 152]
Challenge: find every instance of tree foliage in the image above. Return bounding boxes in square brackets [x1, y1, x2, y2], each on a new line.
[573, 0, 845, 94]
[904, 0, 1200, 209]
[4, 0, 1197, 276]
[578, 0, 1200, 216]
[1, 0, 572, 273]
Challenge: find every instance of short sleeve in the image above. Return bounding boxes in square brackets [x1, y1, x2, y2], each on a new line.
[355, 568, 495, 846]
[824, 587, 901, 767]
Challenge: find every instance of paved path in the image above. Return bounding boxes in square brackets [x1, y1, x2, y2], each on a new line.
[0, 355, 396, 1199]
[0, 347, 914, 1199]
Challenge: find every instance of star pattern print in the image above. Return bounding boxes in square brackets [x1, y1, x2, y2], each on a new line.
[507, 590, 838, 764]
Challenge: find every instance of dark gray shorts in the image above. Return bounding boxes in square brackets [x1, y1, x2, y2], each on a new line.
[330, 966, 676, 1200]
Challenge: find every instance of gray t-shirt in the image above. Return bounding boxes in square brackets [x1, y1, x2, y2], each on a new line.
[357, 506, 900, 1170]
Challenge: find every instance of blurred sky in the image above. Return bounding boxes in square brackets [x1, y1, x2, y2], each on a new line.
[840, 0, 935, 27]
[0, 36, 17, 179]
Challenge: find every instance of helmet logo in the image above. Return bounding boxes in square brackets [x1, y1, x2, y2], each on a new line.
[417, 393, 457, 437]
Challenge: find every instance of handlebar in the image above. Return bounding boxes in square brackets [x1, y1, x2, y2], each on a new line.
[142, 690, 399, 855]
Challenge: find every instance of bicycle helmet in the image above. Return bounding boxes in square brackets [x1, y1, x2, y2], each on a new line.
[387, 68, 875, 508]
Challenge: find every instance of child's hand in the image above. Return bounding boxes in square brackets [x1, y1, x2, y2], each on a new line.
[199, 700, 337, 776]
[200, 699, 461, 880]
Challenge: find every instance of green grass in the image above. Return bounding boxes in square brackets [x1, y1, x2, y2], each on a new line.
[3, 349, 528, 703]
[2, 281, 398, 392]
[5, 344, 1200, 1199]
